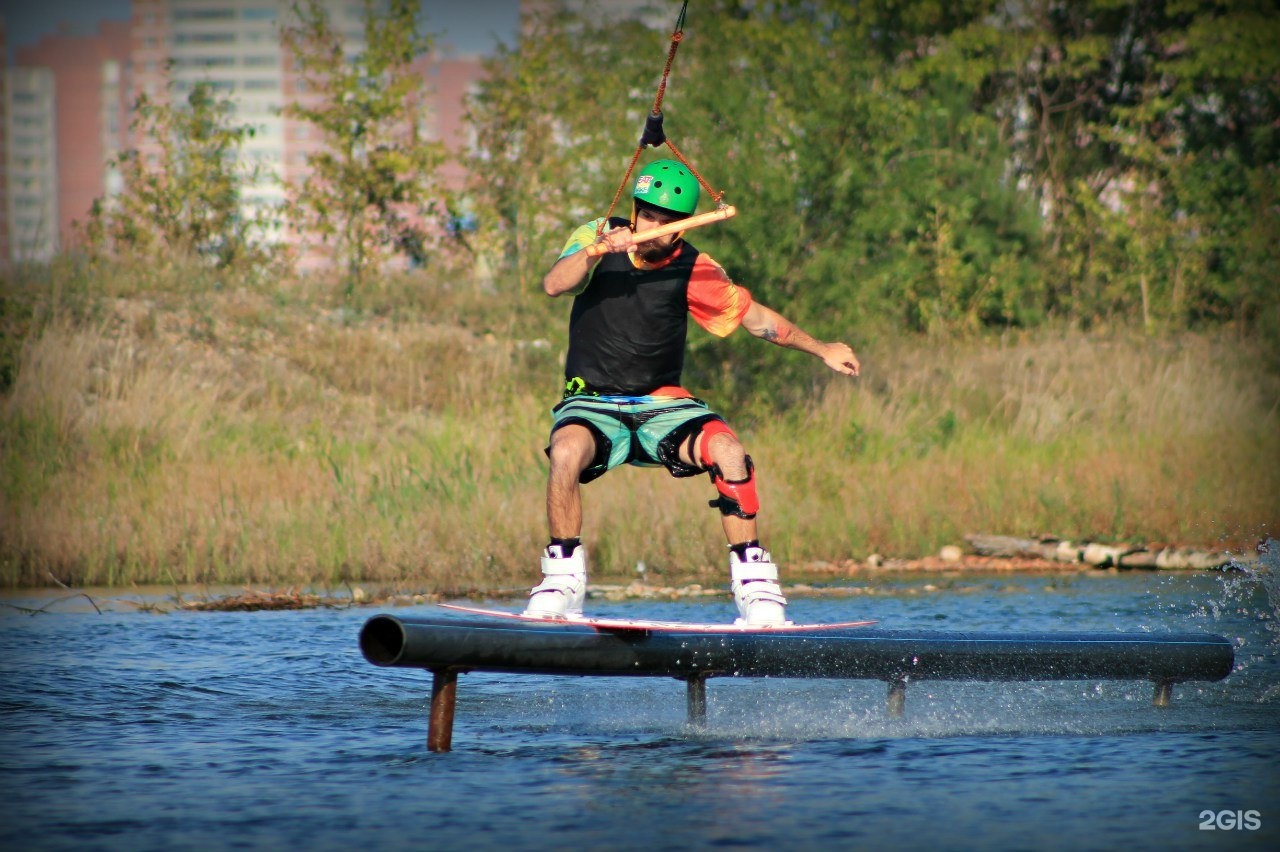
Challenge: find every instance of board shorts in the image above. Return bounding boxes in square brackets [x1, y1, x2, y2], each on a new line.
[549, 394, 724, 484]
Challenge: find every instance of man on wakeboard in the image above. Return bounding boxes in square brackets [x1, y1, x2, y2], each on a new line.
[527, 159, 860, 626]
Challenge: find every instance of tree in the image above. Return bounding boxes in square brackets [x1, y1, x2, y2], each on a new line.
[281, 0, 447, 296]
[87, 78, 267, 268]
[959, 0, 1280, 329]
[468, 1, 1040, 340]
[465, 3, 665, 288]
[680, 2, 1041, 335]
[465, 0, 1277, 342]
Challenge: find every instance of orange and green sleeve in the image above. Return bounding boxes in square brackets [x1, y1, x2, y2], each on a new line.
[687, 253, 752, 337]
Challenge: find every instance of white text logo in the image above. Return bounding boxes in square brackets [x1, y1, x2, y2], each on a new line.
[1199, 810, 1261, 831]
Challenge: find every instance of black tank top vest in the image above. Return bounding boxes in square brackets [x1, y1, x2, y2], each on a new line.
[563, 217, 699, 395]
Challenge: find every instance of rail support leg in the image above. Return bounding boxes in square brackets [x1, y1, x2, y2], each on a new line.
[685, 675, 708, 727]
[428, 668, 459, 752]
[887, 678, 907, 718]
[1153, 680, 1173, 708]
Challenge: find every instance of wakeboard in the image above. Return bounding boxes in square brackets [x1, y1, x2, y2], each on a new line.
[438, 603, 876, 632]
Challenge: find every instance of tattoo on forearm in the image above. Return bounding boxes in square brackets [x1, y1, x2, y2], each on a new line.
[764, 319, 800, 348]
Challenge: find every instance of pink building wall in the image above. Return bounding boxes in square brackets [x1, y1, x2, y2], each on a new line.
[16, 21, 131, 249]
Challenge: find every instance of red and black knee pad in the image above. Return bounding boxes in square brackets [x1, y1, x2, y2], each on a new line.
[698, 420, 760, 520]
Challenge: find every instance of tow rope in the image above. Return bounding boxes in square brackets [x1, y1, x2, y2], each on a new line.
[598, 0, 731, 238]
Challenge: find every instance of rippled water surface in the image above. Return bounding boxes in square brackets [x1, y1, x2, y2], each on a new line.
[2, 565, 1277, 851]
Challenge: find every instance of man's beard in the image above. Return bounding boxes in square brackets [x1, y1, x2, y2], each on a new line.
[635, 240, 677, 263]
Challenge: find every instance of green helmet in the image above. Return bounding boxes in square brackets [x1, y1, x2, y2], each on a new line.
[632, 159, 699, 216]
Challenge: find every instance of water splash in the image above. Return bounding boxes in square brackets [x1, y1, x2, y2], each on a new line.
[1204, 539, 1279, 637]
[1192, 538, 1280, 702]
[1250, 538, 1280, 640]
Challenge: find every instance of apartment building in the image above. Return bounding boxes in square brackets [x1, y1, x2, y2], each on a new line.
[5, 0, 487, 265]
[4, 67, 59, 263]
[130, 0, 374, 219]
[13, 20, 132, 254]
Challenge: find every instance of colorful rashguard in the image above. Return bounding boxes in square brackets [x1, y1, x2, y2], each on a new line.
[557, 217, 753, 397]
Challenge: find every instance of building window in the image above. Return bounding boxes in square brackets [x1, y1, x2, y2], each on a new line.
[174, 56, 236, 68]
[174, 9, 236, 21]
[174, 33, 237, 45]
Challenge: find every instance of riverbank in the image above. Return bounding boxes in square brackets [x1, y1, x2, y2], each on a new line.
[2, 541, 1264, 616]
[2, 261, 1276, 589]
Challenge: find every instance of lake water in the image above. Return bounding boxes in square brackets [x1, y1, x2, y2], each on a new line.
[2, 558, 1277, 851]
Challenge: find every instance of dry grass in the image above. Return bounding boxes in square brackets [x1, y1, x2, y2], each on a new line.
[1, 262, 1276, 590]
[760, 332, 1278, 561]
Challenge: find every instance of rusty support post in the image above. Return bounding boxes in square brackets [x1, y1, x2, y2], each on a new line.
[887, 678, 907, 718]
[685, 675, 707, 726]
[1153, 680, 1173, 708]
[428, 668, 459, 752]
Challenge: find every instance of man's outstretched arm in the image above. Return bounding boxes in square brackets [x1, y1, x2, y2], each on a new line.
[740, 301, 861, 377]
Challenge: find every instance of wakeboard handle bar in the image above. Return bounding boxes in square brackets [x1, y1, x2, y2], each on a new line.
[585, 206, 737, 257]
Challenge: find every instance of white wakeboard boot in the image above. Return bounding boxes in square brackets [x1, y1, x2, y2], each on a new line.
[730, 544, 789, 626]
[523, 543, 587, 620]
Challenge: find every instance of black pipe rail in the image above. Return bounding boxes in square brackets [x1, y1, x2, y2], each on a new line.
[359, 611, 1234, 752]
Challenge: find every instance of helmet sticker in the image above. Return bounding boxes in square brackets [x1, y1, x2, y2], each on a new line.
[635, 175, 654, 194]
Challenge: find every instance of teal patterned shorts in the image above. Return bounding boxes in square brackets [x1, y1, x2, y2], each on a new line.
[549, 395, 722, 484]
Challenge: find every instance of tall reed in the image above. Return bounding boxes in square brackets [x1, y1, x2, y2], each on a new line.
[1, 260, 1275, 589]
